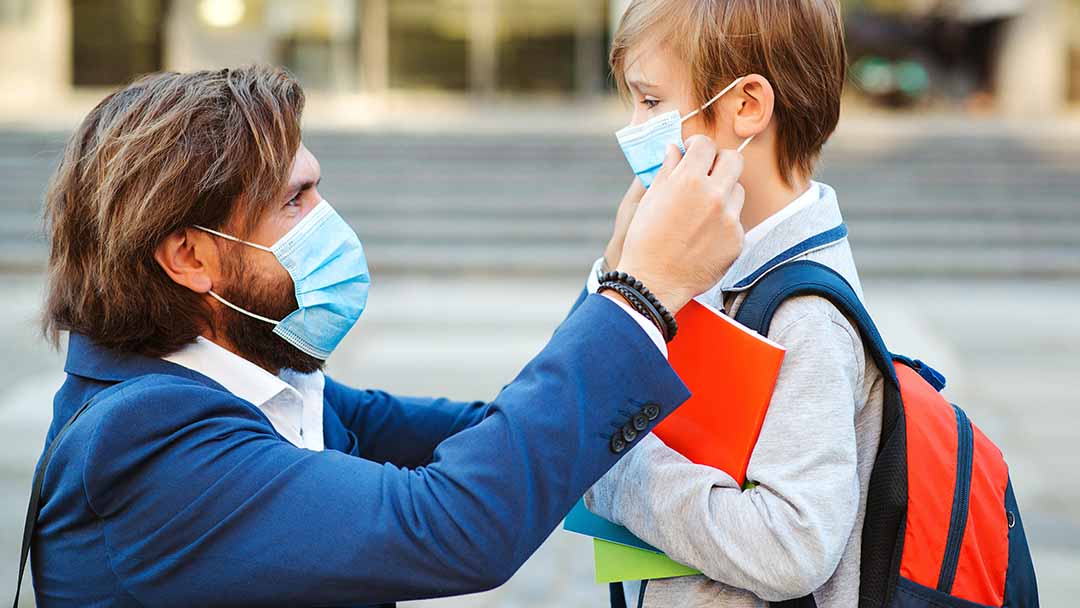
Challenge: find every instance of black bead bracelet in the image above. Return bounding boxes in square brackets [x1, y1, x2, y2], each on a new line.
[598, 271, 679, 343]
[599, 282, 664, 337]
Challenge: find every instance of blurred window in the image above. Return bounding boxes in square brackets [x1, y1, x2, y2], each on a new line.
[496, 0, 581, 93]
[389, 0, 469, 91]
[0, 0, 30, 24]
[72, 0, 166, 86]
[268, 0, 358, 91]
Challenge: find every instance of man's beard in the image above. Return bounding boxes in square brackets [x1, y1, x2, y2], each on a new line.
[216, 250, 324, 375]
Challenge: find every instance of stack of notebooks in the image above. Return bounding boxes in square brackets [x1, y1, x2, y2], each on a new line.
[564, 298, 786, 583]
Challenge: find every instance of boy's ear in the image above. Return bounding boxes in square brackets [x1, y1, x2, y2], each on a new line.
[731, 74, 775, 140]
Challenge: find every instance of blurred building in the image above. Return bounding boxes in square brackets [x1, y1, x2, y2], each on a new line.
[0, 0, 628, 101]
[0, 0, 1075, 112]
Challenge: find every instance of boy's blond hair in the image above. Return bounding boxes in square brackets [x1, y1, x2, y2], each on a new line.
[611, 0, 846, 185]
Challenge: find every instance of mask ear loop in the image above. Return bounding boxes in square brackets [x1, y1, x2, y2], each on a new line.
[193, 225, 274, 253]
[191, 226, 282, 325]
[680, 76, 755, 153]
[206, 290, 282, 325]
[680, 76, 745, 124]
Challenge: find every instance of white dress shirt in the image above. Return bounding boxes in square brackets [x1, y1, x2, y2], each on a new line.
[162, 336, 326, 451]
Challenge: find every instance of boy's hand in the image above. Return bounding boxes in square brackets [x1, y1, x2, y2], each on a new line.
[617, 136, 746, 315]
[603, 178, 647, 270]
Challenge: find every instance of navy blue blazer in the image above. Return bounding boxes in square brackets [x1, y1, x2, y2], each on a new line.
[31, 293, 689, 607]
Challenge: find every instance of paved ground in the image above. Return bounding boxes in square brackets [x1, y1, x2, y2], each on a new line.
[2, 276, 1078, 607]
[0, 123, 1078, 606]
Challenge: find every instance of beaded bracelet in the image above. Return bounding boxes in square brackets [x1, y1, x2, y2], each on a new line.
[599, 282, 665, 339]
[598, 271, 679, 343]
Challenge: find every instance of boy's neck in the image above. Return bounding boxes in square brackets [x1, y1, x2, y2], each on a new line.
[739, 165, 812, 233]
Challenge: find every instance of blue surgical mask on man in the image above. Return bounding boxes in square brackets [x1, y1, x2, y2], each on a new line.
[616, 76, 755, 188]
[195, 200, 371, 360]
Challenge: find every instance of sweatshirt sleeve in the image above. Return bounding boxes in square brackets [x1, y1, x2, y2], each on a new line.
[585, 299, 865, 601]
[81, 294, 690, 607]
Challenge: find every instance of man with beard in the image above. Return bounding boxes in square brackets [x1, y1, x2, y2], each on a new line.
[20, 66, 748, 607]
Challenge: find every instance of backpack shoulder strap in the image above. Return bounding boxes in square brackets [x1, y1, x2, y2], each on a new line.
[734, 260, 909, 608]
[732, 260, 898, 388]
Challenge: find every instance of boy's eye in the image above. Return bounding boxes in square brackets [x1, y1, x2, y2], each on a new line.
[641, 98, 660, 109]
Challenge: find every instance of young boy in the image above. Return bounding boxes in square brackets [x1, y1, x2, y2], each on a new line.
[585, 1, 884, 607]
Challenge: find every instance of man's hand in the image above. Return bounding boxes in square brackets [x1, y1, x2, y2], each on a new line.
[603, 178, 646, 270]
[616, 136, 746, 315]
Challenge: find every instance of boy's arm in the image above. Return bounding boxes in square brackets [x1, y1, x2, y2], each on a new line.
[585, 299, 866, 601]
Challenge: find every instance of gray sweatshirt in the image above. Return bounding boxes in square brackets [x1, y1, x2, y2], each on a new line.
[585, 183, 885, 608]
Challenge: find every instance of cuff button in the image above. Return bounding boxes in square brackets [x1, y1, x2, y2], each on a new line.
[610, 434, 628, 454]
[632, 413, 649, 432]
[621, 425, 638, 443]
[643, 403, 661, 420]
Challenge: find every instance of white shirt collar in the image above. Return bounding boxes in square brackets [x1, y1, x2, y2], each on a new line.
[701, 182, 821, 308]
[162, 336, 325, 451]
[742, 181, 820, 252]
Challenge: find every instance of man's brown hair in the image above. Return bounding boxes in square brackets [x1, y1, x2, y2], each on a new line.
[43, 66, 305, 357]
[611, 0, 847, 184]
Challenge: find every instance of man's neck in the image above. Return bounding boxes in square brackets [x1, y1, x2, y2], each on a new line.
[199, 330, 282, 376]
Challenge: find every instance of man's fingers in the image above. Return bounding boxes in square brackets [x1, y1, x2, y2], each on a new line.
[728, 182, 747, 218]
[709, 149, 745, 192]
[651, 144, 682, 188]
[710, 149, 744, 180]
[677, 135, 719, 176]
[623, 176, 647, 205]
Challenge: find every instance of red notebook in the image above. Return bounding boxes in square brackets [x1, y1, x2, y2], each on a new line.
[654, 298, 786, 483]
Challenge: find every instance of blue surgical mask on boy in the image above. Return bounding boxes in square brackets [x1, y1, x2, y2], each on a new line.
[616, 76, 755, 188]
[195, 200, 371, 360]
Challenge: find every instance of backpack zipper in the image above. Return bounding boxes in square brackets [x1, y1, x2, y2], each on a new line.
[937, 405, 974, 593]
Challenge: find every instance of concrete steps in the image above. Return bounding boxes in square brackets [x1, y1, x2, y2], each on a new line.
[2, 129, 1077, 277]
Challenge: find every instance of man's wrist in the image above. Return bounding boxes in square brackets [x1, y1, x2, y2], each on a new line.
[599, 289, 631, 308]
[645, 287, 691, 316]
[599, 271, 681, 342]
[613, 267, 691, 316]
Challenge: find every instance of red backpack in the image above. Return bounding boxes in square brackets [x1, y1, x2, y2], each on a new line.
[735, 261, 1038, 608]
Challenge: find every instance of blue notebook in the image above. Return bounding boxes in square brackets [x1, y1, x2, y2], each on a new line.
[563, 498, 661, 554]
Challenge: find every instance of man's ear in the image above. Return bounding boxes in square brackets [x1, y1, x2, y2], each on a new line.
[154, 228, 216, 294]
[731, 74, 775, 140]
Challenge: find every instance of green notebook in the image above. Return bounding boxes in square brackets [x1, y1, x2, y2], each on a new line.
[592, 538, 700, 583]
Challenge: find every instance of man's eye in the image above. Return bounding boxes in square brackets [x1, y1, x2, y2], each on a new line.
[285, 196, 301, 208]
[641, 98, 660, 109]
